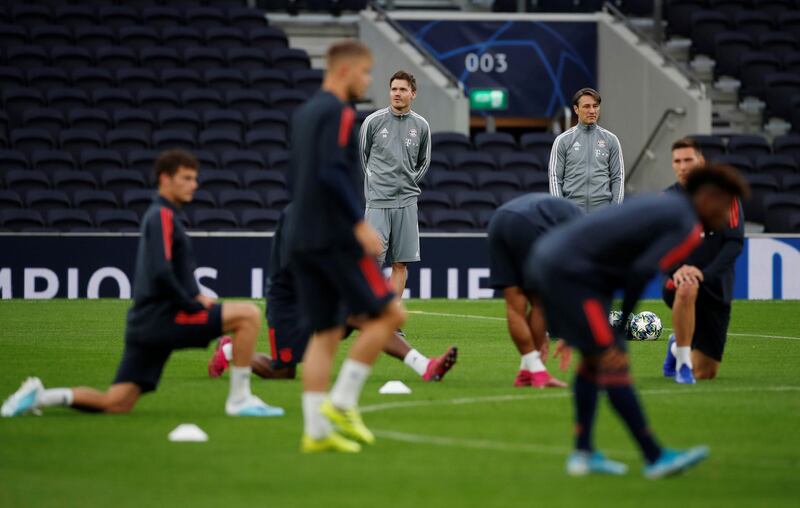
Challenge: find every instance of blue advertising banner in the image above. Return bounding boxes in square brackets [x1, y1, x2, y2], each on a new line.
[0, 235, 798, 300]
[395, 19, 597, 117]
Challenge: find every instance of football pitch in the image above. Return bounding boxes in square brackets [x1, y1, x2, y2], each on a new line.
[1, 299, 799, 508]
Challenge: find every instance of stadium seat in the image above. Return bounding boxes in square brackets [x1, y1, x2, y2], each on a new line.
[0, 150, 29, 170]
[474, 132, 517, 156]
[195, 150, 221, 169]
[102, 169, 147, 196]
[182, 88, 225, 113]
[74, 190, 119, 214]
[782, 174, 800, 192]
[205, 26, 248, 49]
[689, 134, 726, 159]
[139, 47, 182, 71]
[96, 47, 138, 71]
[198, 129, 241, 151]
[708, 0, 748, 16]
[5, 169, 49, 192]
[764, 193, 800, 232]
[738, 52, 781, 97]
[691, 10, 733, 57]
[22, 108, 67, 138]
[713, 154, 754, 173]
[123, 189, 158, 217]
[476, 171, 521, 194]
[161, 69, 203, 93]
[245, 130, 288, 151]
[106, 129, 151, 152]
[52, 170, 97, 193]
[141, 6, 181, 30]
[756, 154, 798, 180]
[521, 172, 551, 192]
[428, 171, 474, 192]
[186, 6, 226, 29]
[268, 89, 308, 116]
[114, 110, 157, 136]
[93, 88, 137, 112]
[418, 191, 452, 213]
[119, 26, 160, 50]
[714, 32, 756, 77]
[262, 188, 289, 209]
[75, 26, 116, 49]
[4, 88, 46, 122]
[764, 73, 800, 120]
[99, 6, 140, 30]
[12, 5, 53, 26]
[47, 88, 91, 111]
[784, 52, 800, 74]
[53, 5, 95, 27]
[0, 24, 28, 47]
[153, 129, 197, 151]
[205, 68, 247, 90]
[228, 6, 269, 29]
[774, 133, 800, 163]
[50, 47, 94, 72]
[241, 208, 281, 230]
[227, 48, 270, 71]
[127, 150, 160, 173]
[219, 189, 264, 213]
[247, 110, 288, 136]
[158, 110, 202, 137]
[31, 150, 76, 172]
[47, 209, 93, 231]
[475, 208, 496, 229]
[6, 46, 49, 70]
[202, 109, 245, 135]
[777, 11, 800, 38]
[11, 128, 55, 153]
[226, 90, 270, 112]
[0, 190, 23, 209]
[755, 0, 794, 16]
[0, 67, 26, 91]
[428, 152, 451, 173]
[183, 189, 217, 215]
[248, 26, 288, 51]
[432, 132, 472, 155]
[248, 68, 291, 91]
[1, 209, 45, 231]
[735, 10, 774, 40]
[26, 189, 71, 212]
[728, 135, 772, 162]
[199, 169, 240, 192]
[95, 209, 140, 232]
[430, 209, 477, 231]
[27, 67, 70, 91]
[497, 151, 543, 173]
[269, 48, 310, 70]
[452, 152, 497, 173]
[267, 150, 289, 172]
[291, 69, 324, 95]
[163, 26, 204, 50]
[519, 132, 555, 163]
[59, 129, 103, 159]
[758, 32, 798, 59]
[115, 69, 159, 93]
[193, 209, 239, 230]
[138, 89, 181, 112]
[184, 47, 226, 71]
[69, 109, 113, 133]
[242, 169, 286, 192]
[452, 190, 498, 212]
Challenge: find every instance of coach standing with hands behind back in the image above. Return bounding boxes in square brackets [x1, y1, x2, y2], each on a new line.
[548, 88, 625, 212]
[360, 70, 431, 297]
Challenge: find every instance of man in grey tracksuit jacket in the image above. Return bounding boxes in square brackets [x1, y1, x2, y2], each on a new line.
[549, 88, 625, 212]
[360, 71, 431, 297]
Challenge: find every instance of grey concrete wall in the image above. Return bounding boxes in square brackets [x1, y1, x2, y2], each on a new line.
[597, 14, 712, 194]
[358, 10, 470, 134]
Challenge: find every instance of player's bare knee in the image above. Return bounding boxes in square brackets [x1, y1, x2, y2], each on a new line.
[242, 303, 262, 329]
[598, 347, 629, 371]
[675, 283, 699, 303]
[383, 300, 407, 328]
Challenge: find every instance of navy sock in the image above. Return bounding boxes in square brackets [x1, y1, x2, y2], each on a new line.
[573, 364, 599, 452]
[605, 383, 662, 464]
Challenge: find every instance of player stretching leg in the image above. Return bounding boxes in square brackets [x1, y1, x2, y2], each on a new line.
[208, 204, 457, 381]
[530, 164, 748, 478]
[287, 40, 406, 454]
[2, 150, 283, 418]
[487, 194, 583, 388]
[662, 138, 745, 384]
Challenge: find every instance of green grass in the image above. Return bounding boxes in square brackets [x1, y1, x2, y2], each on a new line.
[1, 299, 799, 508]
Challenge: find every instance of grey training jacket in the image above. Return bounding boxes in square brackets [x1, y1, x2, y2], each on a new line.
[548, 122, 625, 212]
[359, 107, 431, 209]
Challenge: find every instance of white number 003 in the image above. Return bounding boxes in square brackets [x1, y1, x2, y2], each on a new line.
[464, 52, 508, 73]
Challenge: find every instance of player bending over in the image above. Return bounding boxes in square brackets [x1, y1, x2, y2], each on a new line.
[662, 139, 745, 383]
[529, 164, 748, 478]
[208, 204, 457, 381]
[2, 150, 283, 418]
[487, 193, 582, 388]
[287, 40, 407, 454]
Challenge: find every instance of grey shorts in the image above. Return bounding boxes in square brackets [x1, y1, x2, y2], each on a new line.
[365, 204, 421, 266]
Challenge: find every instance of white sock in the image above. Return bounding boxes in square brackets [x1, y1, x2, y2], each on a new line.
[520, 351, 546, 373]
[330, 359, 371, 409]
[671, 341, 678, 357]
[302, 391, 332, 439]
[222, 342, 233, 362]
[38, 388, 73, 408]
[675, 346, 693, 369]
[228, 366, 252, 404]
[403, 349, 430, 377]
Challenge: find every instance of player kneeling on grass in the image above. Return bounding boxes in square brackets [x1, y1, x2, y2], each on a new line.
[662, 138, 745, 384]
[208, 204, 457, 382]
[2, 150, 283, 418]
[487, 193, 583, 388]
[529, 164, 748, 478]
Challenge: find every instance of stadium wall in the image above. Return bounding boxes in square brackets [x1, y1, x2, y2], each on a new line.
[1, 235, 797, 301]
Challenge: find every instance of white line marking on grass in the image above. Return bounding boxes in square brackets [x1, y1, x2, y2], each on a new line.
[362, 385, 800, 414]
[409, 310, 800, 341]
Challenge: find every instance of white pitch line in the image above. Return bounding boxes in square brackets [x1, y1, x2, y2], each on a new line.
[362, 385, 800, 414]
[408, 310, 800, 341]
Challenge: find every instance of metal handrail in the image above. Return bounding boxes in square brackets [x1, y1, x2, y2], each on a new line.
[367, 1, 464, 93]
[602, 2, 707, 99]
[627, 107, 686, 182]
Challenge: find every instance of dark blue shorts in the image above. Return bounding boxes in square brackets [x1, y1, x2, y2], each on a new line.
[663, 280, 730, 362]
[114, 304, 223, 393]
[487, 211, 540, 290]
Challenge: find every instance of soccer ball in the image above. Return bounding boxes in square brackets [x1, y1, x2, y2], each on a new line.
[608, 310, 624, 328]
[629, 311, 663, 341]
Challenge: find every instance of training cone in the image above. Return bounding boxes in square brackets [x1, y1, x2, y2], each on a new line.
[168, 423, 208, 442]
[379, 380, 412, 395]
